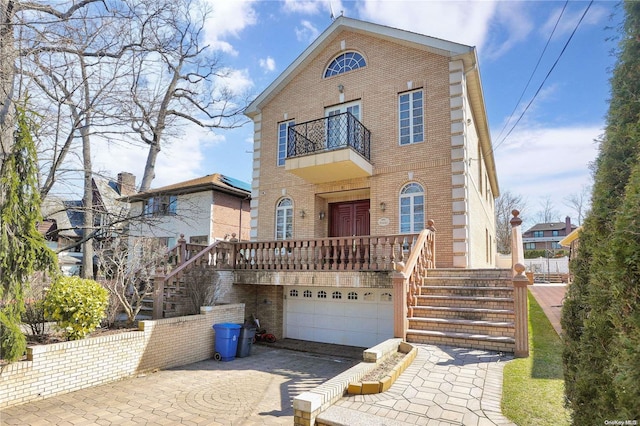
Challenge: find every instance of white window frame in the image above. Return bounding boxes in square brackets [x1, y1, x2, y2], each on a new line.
[278, 120, 295, 167]
[275, 197, 293, 240]
[398, 89, 424, 145]
[399, 182, 425, 233]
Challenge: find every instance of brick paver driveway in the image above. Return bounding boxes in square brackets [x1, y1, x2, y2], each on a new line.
[0, 345, 358, 425]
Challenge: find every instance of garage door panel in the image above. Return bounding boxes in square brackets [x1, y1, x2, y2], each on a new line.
[346, 304, 378, 318]
[287, 299, 310, 314]
[294, 312, 316, 328]
[378, 305, 394, 320]
[285, 287, 394, 348]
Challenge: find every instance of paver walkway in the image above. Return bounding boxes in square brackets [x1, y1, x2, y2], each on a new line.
[320, 344, 515, 426]
[1, 342, 514, 426]
[0, 345, 358, 426]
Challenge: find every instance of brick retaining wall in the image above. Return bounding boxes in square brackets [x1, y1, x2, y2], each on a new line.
[0, 304, 244, 408]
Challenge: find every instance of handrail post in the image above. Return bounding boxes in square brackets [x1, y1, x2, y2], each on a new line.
[510, 210, 524, 277]
[393, 271, 408, 339]
[178, 234, 187, 265]
[513, 263, 530, 357]
[510, 210, 529, 357]
[152, 274, 165, 320]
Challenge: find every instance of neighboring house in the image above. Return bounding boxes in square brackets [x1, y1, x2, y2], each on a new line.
[40, 172, 135, 275]
[523, 216, 576, 254]
[559, 225, 582, 262]
[123, 173, 251, 246]
[245, 16, 499, 268]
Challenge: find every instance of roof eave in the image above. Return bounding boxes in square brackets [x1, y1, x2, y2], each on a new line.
[245, 16, 475, 118]
[452, 49, 499, 199]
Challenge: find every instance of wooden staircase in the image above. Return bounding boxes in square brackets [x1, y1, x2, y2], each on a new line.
[406, 268, 516, 353]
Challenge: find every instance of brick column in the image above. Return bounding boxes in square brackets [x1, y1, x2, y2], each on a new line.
[513, 263, 529, 358]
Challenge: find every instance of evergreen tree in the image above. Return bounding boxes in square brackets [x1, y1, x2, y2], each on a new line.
[562, 1, 640, 422]
[608, 161, 640, 419]
[0, 107, 57, 362]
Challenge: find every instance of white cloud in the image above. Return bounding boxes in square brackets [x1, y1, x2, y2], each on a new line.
[283, 0, 323, 14]
[202, 0, 258, 55]
[282, 0, 346, 17]
[482, 3, 534, 60]
[259, 56, 276, 73]
[494, 125, 600, 217]
[295, 20, 320, 43]
[217, 68, 254, 95]
[356, 0, 498, 50]
[540, 3, 609, 39]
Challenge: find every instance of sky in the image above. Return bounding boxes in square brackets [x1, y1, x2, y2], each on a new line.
[93, 0, 623, 226]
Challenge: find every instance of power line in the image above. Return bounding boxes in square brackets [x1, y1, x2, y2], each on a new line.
[494, 0, 569, 143]
[492, 0, 595, 154]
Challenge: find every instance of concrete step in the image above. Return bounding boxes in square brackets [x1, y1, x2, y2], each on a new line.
[408, 317, 514, 337]
[426, 268, 512, 279]
[422, 276, 513, 287]
[406, 329, 515, 353]
[411, 305, 515, 322]
[416, 294, 514, 310]
[421, 285, 513, 298]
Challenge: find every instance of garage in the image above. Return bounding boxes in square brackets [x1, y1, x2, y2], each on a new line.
[284, 286, 394, 348]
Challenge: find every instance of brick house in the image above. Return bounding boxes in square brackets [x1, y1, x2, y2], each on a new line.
[124, 173, 251, 246]
[522, 216, 576, 254]
[222, 17, 506, 349]
[245, 16, 498, 269]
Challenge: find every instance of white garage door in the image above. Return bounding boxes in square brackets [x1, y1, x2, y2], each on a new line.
[284, 287, 394, 348]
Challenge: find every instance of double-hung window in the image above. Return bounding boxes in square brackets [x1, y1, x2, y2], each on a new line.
[399, 90, 424, 145]
[278, 120, 295, 166]
[143, 195, 177, 216]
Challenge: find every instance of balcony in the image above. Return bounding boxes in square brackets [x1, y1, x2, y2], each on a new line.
[285, 112, 372, 184]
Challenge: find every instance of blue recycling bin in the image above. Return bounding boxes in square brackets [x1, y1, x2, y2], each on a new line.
[212, 323, 241, 361]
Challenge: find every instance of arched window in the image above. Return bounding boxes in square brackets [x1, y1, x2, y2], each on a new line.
[400, 183, 425, 233]
[275, 198, 293, 240]
[324, 51, 366, 78]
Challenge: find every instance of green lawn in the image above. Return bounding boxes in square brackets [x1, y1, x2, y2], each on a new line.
[502, 291, 571, 426]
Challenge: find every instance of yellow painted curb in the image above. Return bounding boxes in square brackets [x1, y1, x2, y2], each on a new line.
[347, 382, 362, 395]
[361, 381, 380, 394]
[346, 342, 416, 395]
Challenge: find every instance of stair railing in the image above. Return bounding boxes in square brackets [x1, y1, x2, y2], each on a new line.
[510, 210, 530, 357]
[152, 239, 234, 319]
[393, 221, 436, 339]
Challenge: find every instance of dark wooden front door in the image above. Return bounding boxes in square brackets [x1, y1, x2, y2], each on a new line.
[329, 200, 370, 237]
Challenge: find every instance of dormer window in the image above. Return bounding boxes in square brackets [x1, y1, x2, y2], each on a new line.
[324, 51, 366, 78]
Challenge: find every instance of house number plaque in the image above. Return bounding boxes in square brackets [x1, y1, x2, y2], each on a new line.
[378, 218, 390, 226]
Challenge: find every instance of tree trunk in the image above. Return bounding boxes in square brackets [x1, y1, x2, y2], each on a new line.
[0, 0, 16, 188]
[139, 141, 160, 192]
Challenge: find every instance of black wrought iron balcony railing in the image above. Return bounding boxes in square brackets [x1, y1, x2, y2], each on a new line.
[287, 112, 371, 161]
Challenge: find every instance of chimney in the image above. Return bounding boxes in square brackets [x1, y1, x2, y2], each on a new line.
[565, 216, 571, 235]
[117, 172, 136, 196]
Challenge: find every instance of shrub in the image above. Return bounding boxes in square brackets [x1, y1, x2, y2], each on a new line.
[21, 299, 47, 336]
[44, 276, 108, 340]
